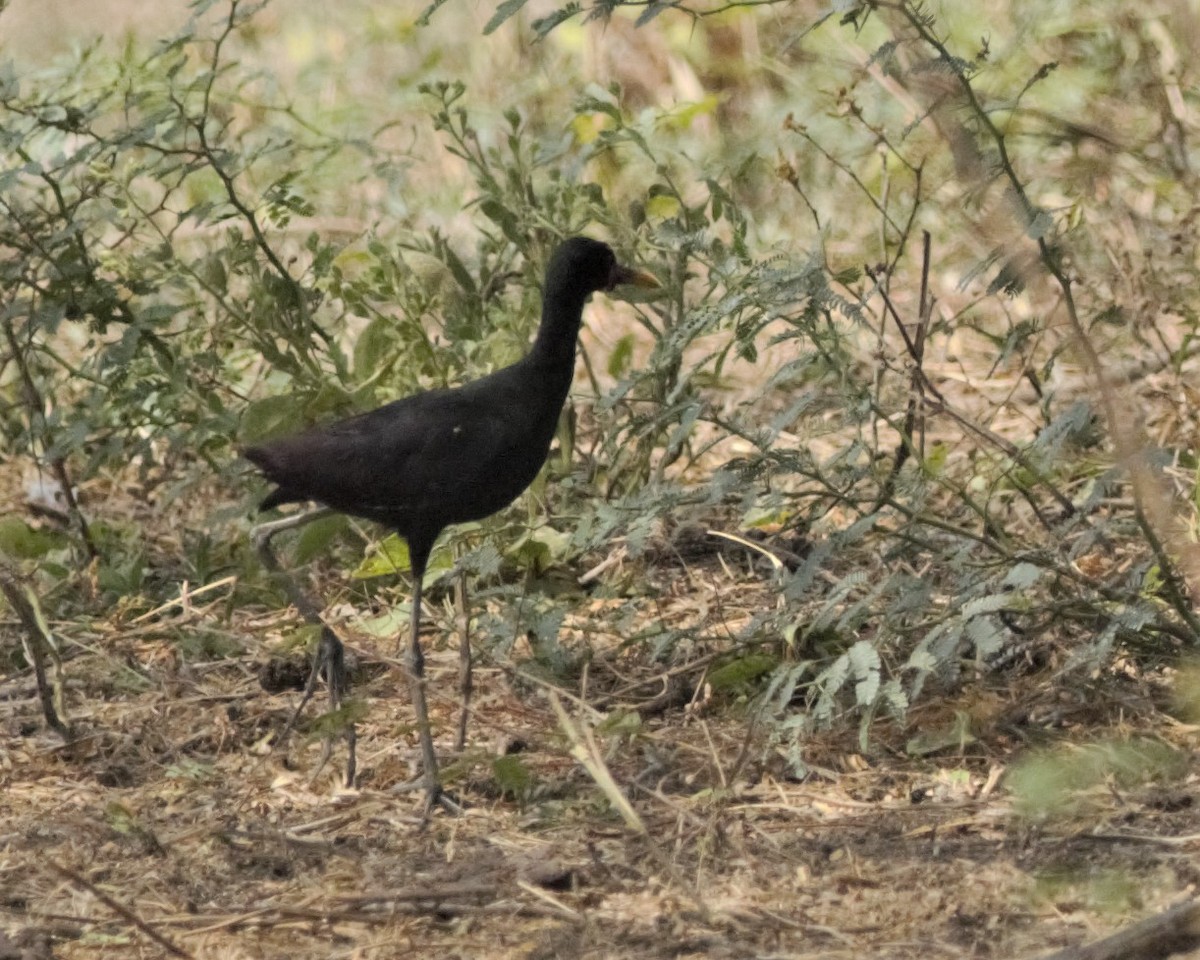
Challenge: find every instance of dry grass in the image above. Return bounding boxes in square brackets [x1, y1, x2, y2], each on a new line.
[3, 555, 1199, 958]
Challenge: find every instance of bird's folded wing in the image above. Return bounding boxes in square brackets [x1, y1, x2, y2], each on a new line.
[247, 389, 528, 521]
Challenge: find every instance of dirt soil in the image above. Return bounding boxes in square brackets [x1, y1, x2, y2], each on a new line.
[3, 545, 1199, 960]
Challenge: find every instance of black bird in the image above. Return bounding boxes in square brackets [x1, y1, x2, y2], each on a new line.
[245, 237, 657, 808]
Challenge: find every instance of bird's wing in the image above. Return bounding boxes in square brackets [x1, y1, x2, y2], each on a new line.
[246, 384, 542, 524]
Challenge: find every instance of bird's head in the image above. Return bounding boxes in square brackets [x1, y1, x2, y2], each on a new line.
[548, 237, 659, 297]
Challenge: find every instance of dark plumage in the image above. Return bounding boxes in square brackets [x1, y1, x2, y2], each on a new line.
[245, 236, 657, 808]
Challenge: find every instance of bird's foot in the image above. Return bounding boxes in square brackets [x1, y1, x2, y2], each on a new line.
[424, 785, 462, 818]
[390, 775, 462, 817]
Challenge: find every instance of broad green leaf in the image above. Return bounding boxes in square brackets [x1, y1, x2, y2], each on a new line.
[508, 525, 570, 573]
[240, 395, 305, 444]
[352, 534, 411, 577]
[645, 194, 681, 220]
[570, 112, 609, 146]
[479, 198, 521, 244]
[708, 653, 777, 692]
[351, 535, 453, 581]
[661, 96, 721, 131]
[0, 518, 66, 559]
[354, 606, 410, 639]
[353, 315, 397, 380]
[291, 514, 349, 565]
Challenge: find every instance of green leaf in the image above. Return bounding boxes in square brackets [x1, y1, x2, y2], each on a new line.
[354, 607, 410, 639]
[291, 514, 349, 565]
[196, 254, 228, 294]
[662, 95, 721, 131]
[607, 334, 635, 379]
[441, 245, 477, 298]
[966, 616, 1003, 658]
[708, 653, 777, 692]
[848, 639, 880, 706]
[484, 0, 530, 35]
[636, 0, 676, 27]
[1003, 562, 1043, 590]
[351, 535, 454, 582]
[415, 0, 453, 26]
[532, 4, 579, 38]
[595, 709, 642, 737]
[508, 525, 570, 573]
[921, 441, 949, 477]
[961, 594, 1010, 618]
[240, 395, 305, 444]
[492, 754, 535, 799]
[479, 198, 521, 244]
[644, 194, 681, 220]
[0, 60, 19, 99]
[352, 534, 412, 578]
[0, 518, 66, 559]
[353, 315, 396, 380]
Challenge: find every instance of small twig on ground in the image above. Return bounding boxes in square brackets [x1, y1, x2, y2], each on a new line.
[48, 860, 193, 959]
[129, 575, 238, 624]
[1039, 897, 1200, 960]
[549, 692, 646, 834]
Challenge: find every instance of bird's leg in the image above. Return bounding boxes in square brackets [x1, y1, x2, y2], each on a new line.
[251, 508, 356, 786]
[402, 558, 441, 809]
[251, 509, 334, 624]
[399, 552, 459, 815]
[454, 568, 473, 752]
[310, 625, 356, 786]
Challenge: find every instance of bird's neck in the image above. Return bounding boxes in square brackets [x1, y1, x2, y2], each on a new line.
[526, 288, 586, 384]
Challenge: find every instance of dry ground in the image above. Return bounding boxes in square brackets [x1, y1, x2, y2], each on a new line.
[3, 541, 1200, 960]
